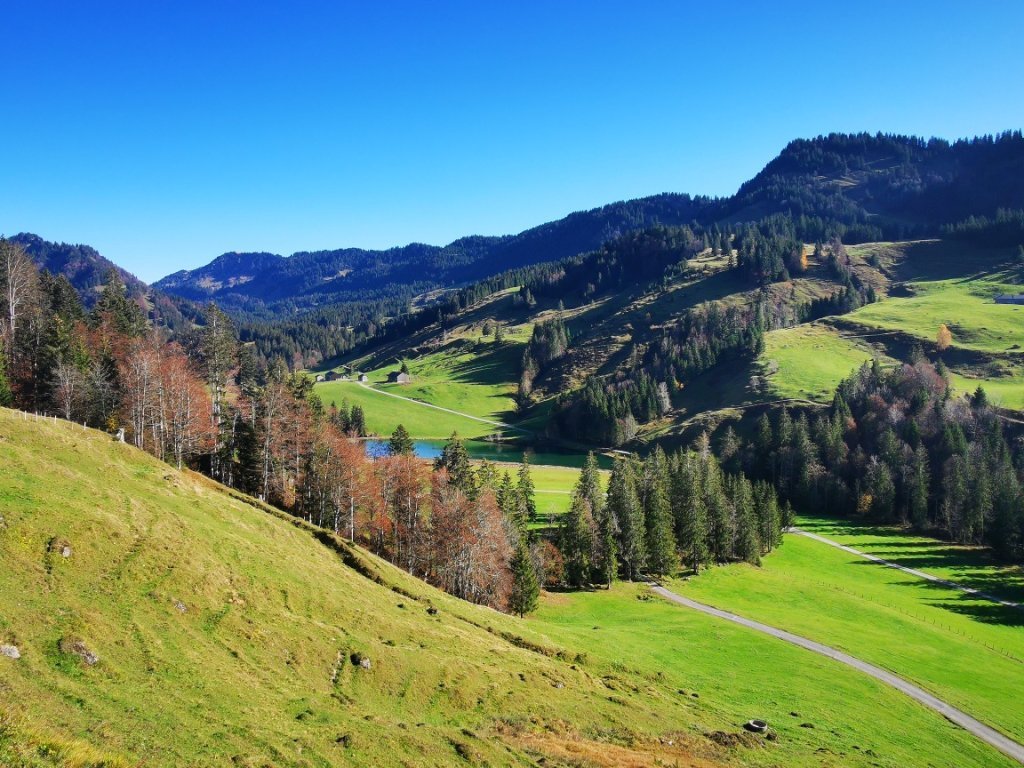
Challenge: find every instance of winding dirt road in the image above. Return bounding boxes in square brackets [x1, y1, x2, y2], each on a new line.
[650, 584, 1024, 765]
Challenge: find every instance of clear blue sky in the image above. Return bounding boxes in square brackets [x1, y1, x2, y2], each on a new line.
[3, 1, 1023, 282]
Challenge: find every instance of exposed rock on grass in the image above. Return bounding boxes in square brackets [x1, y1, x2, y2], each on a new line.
[0, 644, 21, 659]
[59, 637, 99, 665]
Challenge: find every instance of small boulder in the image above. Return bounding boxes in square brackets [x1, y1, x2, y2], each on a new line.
[350, 652, 372, 669]
[60, 637, 99, 666]
[174, 600, 187, 613]
[426, 606, 438, 616]
[48, 538, 73, 559]
[0, 644, 20, 660]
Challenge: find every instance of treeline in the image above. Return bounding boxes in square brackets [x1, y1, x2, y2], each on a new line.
[725, 359, 1024, 560]
[802, 239, 878, 320]
[725, 131, 1024, 242]
[556, 447, 788, 588]
[543, 228, 883, 447]
[733, 216, 804, 284]
[942, 209, 1024, 250]
[552, 372, 667, 446]
[525, 225, 705, 304]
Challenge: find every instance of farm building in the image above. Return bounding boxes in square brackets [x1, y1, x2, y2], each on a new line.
[387, 371, 412, 384]
[995, 294, 1024, 305]
[324, 371, 340, 381]
[314, 373, 326, 383]
[358, 374, 369, 382]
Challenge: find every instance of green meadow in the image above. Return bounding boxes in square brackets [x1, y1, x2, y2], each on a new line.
[532, 582, 1013, 768]
[2, 408, 1013, 766]
[315, 338, 527, 440]
[847, 275, 1024, 354]
[759, 324, 882, 402]
[674, 518, 1024, 746]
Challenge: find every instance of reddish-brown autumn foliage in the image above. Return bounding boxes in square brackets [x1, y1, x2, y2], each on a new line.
[118, 337, 215, 467]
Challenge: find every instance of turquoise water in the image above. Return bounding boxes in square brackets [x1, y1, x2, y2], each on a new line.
[363, 439, 611, 469]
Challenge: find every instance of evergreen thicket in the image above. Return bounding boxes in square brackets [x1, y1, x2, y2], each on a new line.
[731, 361, 1024, 560]
[559, 449, 784, 587]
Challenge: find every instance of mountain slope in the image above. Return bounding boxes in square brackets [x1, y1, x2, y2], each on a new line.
[9, 233, 202, 332]
[154, 132, 1024, 327]
[2, 417, 1016, 766]
[722, 131, 1024, 236]
[154, 194, 705, 315]
[10, 233, 149, 308]
[0, 408, 729, 767]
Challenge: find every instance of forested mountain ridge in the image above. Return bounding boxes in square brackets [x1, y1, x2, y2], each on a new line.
[153, 193, 706, 317]
[720, 131, 1024, 238]
[8, 233, 203, 333]
[152, 131, 1024, 327]
[9, 232, 148, 307]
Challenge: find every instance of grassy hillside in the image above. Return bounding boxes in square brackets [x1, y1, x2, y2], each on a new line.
[758, 324, 885, 402]
[0, 409, 668, 767]
[317, 379, 501, 439]
[774, 241, 1024, 408]
[676, 517, 1024, 745]
[317, 335, 524, 434]
[1, 409, 1014, 767]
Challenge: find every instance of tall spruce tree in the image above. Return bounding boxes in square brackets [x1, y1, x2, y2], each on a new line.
[908, 445, 930, 530]
[350, 405, 367, 437]
[753, 481, 782, 553]
[608, 457, 646, 580]
[509, 541, 540, 617]
[577, 453, 617, 587]
[517, 458, 537, 522]
[561, 494, 595, 587]
[435, 432, 475, 496]
[732, 475, 761, 565]
[92, 271, 146, 338]
[498, 471, 526, 534]
[200, 303, 238, 481]
[388, 424, 415, 456]
[704, 455, 733, 562]
[676, 452, 710, 573]
[642, 448, 678, 576]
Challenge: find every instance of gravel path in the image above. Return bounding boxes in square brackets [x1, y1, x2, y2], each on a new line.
[357, 382, 530, 434]
[789, 527, 1022, 610]
[651, 584, 1024, 764]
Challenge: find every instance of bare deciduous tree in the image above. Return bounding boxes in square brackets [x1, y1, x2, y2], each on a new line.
[0, 240, 37, 355]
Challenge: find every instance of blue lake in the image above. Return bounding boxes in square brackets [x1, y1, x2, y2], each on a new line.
[363, 439, 611, 469]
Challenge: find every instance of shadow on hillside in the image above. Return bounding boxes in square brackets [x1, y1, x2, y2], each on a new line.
[447, 345, 521, 388]
[895, 241, 1016, 282]
[938, 600, 1024, 628]
[802, 516, 1024, 625]
[848, 558, 1024, 605]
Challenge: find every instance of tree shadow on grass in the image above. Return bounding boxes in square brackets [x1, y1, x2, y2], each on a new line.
[447, 344, 521, 388]
[800, 516, 1024, 618]
[937, 599, 1024, 628]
